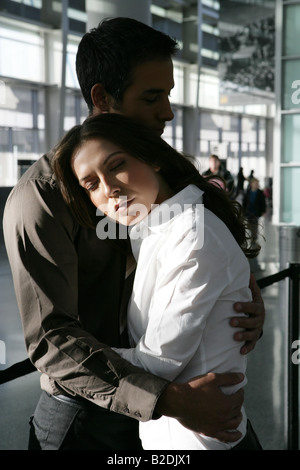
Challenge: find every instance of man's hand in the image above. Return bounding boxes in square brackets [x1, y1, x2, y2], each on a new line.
[156, 372, 244, 443]
[231, 274, 265, 355]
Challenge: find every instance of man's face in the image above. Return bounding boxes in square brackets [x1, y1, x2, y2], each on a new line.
[209, 157, 220, 173]
[250, 179, 259, 191]
[102, 58, 175, 136]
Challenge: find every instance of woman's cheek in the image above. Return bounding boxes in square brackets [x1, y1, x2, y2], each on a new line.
[91, 195, 109, 215]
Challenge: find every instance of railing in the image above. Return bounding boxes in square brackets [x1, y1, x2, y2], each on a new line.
[0, 357, 36, 385]
[0, 263, 299, 450]
[256, 263, 300, 451]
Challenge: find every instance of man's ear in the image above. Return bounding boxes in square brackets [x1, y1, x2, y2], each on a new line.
[91, 83, 110, 113]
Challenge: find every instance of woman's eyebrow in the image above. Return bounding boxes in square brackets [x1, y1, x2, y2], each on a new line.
[103, 150, 124, 165]
[79, 151, 124, 184]
[79, 174, 93, 184]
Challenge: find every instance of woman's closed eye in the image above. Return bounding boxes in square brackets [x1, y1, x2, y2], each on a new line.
[109, 160, 125, 172]
[85, 180, 99, 192]
[82, 157, 126, 193]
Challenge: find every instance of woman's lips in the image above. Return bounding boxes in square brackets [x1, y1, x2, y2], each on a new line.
[114, 198, 134, 213]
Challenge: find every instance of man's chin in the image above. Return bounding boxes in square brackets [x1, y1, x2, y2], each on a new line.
[154, 128, 164, 136]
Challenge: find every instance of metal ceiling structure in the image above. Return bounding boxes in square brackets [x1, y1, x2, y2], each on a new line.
[152, 0, 275, 24]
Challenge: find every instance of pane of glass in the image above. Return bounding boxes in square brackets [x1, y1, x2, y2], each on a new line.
[13, 128, 37, 154]
[80, 96, 88, 122]
[38, 129, 46, 155]
[17, 159, 36, 179]
[259, 119, 266, 145]
[37, 89, 45, 129]
[173, 64, 184, 105]
[0, 85, 33, 128]
[282, 59, 300, 109]
[64, 94, 76, 131]
[282, 114, 300, 163]
[281, 167, 300, 224]
[0, 127, 10, 152]
[283, 5, 300, 57]
[200, 113, 220, 150]
[242, 117, 257, 143]
[0, 25, 44, 82]
[66, 43, 80, 89]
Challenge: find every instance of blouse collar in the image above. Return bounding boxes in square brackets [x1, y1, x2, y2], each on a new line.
[129, 185, 203, 257]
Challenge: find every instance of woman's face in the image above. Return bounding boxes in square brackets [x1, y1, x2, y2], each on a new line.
[72, 138, 173, 226]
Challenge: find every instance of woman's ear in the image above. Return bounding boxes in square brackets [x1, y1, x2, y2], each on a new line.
[91, 84, 110, 113]
[153, 165, 161, 172]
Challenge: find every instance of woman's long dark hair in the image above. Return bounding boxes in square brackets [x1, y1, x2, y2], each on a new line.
[52, 113, 260, 258]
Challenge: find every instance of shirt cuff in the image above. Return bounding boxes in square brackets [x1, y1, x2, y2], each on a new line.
[110, 366, 169, 422]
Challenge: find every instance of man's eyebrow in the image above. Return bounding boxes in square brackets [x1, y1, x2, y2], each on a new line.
[142, 88, 165, 95]
[142, 86, 174, 95]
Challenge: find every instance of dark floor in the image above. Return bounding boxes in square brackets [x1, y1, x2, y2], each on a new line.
[0, 212, 298, 450]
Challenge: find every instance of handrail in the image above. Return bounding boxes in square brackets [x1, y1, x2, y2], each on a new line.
[286, 264, 300, 451]
[256, 267, 291, 289]
[0, 358, 35, 385]
[257, 263, 300, 451]
[0, 264, 299, 449]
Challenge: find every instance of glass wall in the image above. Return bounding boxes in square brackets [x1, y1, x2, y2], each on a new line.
[277, 0, 300, 224]
[0, 4, 86, 185]
[0, 0, 275, 189]
[0, 83, 46, 185]
[0, 24, 45, 82]
[196, 110, 267, 180]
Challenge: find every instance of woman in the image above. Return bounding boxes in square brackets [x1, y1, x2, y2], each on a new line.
[53, 113, 262, 450]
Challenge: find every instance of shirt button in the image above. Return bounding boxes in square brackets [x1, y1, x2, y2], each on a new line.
[123, 406, 130, 413]
[134, 411, 142, 418]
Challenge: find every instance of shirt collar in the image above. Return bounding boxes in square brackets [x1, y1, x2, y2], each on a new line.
[129, 184, 204, 240]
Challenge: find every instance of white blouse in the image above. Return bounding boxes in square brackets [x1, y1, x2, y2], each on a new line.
[115, 184, 251, 450]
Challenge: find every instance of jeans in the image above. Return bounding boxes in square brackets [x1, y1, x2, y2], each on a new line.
[28, 391, 142, 450]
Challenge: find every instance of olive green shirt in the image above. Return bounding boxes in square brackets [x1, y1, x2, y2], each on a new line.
[3, 153, 168, 421]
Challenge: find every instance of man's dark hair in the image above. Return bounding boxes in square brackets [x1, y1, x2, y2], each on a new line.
[76, 17, 179, 113]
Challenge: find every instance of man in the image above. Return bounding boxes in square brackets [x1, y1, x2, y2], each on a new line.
[236, 167, 246, 197]
[203, 154, 235, 194]
[3, 18, 265, 450]
[243, 177, 266, 243]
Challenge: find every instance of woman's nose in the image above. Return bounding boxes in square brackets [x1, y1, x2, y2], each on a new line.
[102, 178, 121, 198]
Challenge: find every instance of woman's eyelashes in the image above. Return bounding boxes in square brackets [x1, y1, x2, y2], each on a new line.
[86, 181, 99, 192]
[84, 161, 125, 192]
[108, 160, 125, 172]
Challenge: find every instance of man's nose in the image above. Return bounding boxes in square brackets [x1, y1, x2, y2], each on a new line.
[159, 97, 174, 122]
